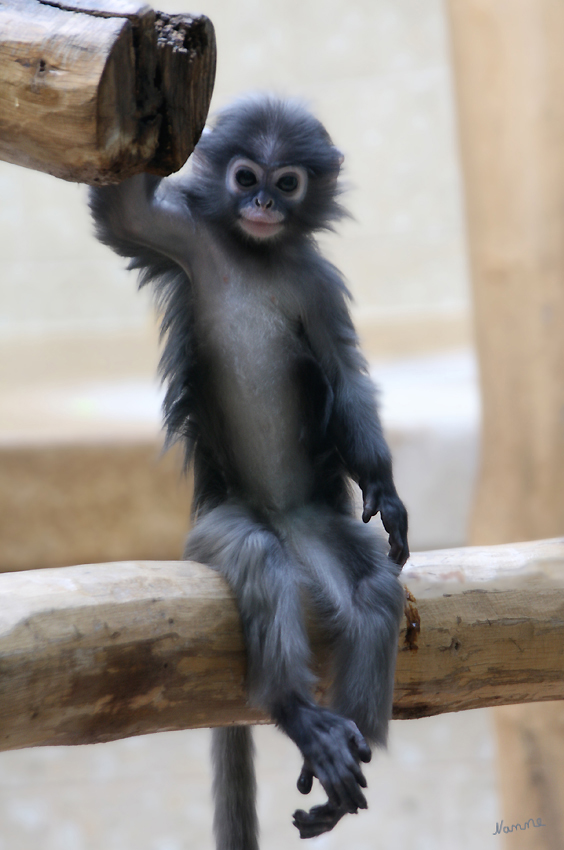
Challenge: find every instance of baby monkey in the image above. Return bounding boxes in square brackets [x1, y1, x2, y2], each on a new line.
[89, 95, 408, 848]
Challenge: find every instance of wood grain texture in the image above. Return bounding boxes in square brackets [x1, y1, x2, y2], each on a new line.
[0, 0, 216, 182]
[0, 538, 563, 753]
[396, 539, 564, 719]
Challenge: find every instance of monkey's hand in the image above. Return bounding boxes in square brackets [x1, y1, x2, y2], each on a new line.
[360, 481, 409, 567]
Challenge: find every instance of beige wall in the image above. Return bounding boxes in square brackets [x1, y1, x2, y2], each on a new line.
[0, 0, 469, 339]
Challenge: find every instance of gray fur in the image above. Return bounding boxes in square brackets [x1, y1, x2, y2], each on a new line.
[185, 501, 403, 744]
[89, 94, 409, 846]
[212, 727, 259, 850]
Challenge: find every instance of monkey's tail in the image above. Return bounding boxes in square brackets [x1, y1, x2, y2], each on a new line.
[211, 726, 259, 850]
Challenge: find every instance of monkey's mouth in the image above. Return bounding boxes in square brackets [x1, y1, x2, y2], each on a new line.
[239, 209, 284, 240]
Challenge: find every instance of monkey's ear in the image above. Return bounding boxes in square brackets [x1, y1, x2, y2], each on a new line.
[190, 125, 215, 170]
[189, 147, 211, 176]
[333, 148, 345, 167]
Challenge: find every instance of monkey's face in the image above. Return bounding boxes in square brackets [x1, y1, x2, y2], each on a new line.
[189, 95, 346, 242]
[226, 157, 308, 241]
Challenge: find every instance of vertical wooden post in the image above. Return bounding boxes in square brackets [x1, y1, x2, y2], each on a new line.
[445, 1, 564, 846]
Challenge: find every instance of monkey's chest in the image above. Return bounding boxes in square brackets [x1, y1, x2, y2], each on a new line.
[199, 286, 315, 509]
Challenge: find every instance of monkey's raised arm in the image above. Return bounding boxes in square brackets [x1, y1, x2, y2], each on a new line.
[89, 174, 196, 267]
[90, 175, 202, 457]
[303, 262, 409, 567]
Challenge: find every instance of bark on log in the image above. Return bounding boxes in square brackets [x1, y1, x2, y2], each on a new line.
[0, 538, 563, 753]
[0, 0, 216, 182]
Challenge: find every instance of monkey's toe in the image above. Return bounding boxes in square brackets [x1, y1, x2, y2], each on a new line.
[297, 762, 314, 794]
[293, 802, 349, 839]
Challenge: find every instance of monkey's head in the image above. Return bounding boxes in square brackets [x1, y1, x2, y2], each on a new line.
[189, 95, 346, 245]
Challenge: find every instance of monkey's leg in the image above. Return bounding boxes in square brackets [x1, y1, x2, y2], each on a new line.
[185, 501, 312, 849]
[329, 522, 404, 745]
[185, 501, 315, 703]
[286, 511, 404, 838]
[211, 726, 258, 850]
[292, 563, 403, 838]
[186, 502, 373, 839]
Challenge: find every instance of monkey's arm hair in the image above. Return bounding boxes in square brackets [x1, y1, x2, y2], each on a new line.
[302, 258, 409, 565]
[89, 176, 201, 460]
[89, 174, 196, 268]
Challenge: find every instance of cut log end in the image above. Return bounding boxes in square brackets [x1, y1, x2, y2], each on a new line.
[0, 1, 217, 183]
[147, 12, 217, 177]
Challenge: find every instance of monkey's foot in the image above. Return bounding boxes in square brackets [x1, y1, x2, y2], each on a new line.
[297, 709, 370, 813]
[274, 697, 371, 818]
[293, 802, 349, 839]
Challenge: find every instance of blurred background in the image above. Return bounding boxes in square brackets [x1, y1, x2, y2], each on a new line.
[0, 1, 499, 848]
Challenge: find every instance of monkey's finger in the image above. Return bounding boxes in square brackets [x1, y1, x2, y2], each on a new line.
[297, 764, 314, 795]
[342, 785, 365, 814]
[348, 724, 372, 763]
[387, 529, 409, 567]
[322, 755, 364, 813]
[348, 760, 368, 788]
[380, 501, 409, 565]
[339, 769, 368, 812]
[361, 482, 380, 523]
[315, 762, 344, 807]
[388, 537, 406, 566]
[321, 757, 365, 813]
[361, 498, 377, 524]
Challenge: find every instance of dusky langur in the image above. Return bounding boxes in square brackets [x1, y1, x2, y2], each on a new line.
[89, 94, 408, 848]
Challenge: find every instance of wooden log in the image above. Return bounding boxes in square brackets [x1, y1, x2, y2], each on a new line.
[0, 538, 563, 753]
[0, 0, 216, 182]
[446, 2, 564, 846]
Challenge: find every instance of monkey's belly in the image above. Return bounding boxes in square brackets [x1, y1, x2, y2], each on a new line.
[212, 337, 315, 512]
[195, 266, 318, 512]
[219, 375, 314, 512]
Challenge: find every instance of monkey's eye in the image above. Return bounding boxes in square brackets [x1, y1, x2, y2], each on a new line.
[235, 168, 258, 189]
[276, 174, 299, 193]
[272, 166, 307, 201]
[227, 158, 264, 195]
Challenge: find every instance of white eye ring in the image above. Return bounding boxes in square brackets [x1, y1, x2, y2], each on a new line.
[271, 166, 308, 202]
[227, 158, 264, 194]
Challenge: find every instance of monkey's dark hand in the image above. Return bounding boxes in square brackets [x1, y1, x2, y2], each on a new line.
[361, 481, 409, 567]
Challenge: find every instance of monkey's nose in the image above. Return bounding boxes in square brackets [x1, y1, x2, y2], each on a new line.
[254, 194, 273, 210]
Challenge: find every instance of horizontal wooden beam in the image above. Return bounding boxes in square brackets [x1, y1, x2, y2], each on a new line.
[395, 537, 564, 717]
[0, 0, 216, 182]
[0, 537, 563, 752]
